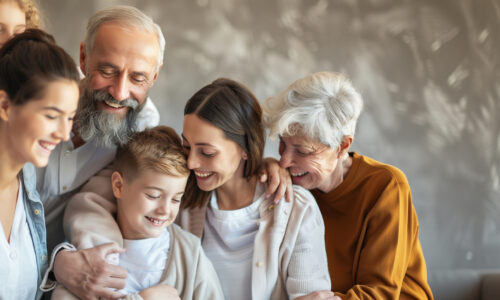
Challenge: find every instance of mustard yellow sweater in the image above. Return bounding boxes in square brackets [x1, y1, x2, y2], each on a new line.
[312, 153, 433, 299]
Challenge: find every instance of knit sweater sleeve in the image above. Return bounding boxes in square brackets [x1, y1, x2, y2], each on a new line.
[337, 169, 422, 299]
[285, 186, 331, 298]
[63, 167, 123, 250]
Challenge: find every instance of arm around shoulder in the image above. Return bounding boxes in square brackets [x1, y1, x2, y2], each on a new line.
[63, 167, 122, 249]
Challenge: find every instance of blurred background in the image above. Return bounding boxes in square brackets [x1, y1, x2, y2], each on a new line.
[40, 0, 500, 274]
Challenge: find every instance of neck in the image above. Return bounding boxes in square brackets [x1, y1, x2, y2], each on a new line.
[0, 128, 24, 190]
[216, 175, 258, 211]
[319, 154, 353, 193]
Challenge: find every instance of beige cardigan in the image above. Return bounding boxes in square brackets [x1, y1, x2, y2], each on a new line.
[53, 169, 224, 300]
[177, 183, 331, 299]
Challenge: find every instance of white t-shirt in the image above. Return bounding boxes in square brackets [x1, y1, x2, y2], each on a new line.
[0, 179, 38, 299]
[119, 229, 170, 294]
[202, 184, 265, 300]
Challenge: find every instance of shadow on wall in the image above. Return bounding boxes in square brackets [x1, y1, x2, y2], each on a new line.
[42, 0, 500, 270]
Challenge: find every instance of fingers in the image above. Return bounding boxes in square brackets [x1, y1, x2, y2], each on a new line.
[106, 264, 128, 281]
[284, 169, 293, 202]
[84, 262, 127, 289]
[273, 179, 287, 204]
[96, 242, 126, 257]
[314, 291, 336, 299]
[259, 172, 268, 183]
[83, 281, 126, 300]
[265, 171, 280, 199]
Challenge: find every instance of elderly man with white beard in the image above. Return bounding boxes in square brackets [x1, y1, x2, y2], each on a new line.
[36, 5, 163, 300]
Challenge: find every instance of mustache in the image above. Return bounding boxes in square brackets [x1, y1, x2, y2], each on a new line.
[92, 89, 139, 110]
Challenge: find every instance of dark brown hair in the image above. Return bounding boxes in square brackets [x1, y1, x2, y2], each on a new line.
[114, 125, 190, 182]
[0, 28, 79, 106]
[182, 78, 265, 209]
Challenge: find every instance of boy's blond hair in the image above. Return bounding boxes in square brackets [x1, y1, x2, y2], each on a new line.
[114, 126, 189, 181]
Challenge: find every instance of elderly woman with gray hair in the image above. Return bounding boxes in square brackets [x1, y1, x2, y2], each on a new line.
[264, 72, 433, 300]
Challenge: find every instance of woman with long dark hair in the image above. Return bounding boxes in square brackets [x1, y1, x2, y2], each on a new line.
[0, 29, 79, 299]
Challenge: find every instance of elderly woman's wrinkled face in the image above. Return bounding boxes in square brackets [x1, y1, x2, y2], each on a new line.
[279, 134, 341, 192]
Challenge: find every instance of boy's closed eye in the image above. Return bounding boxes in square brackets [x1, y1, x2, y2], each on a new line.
[145, 192, 161, 199]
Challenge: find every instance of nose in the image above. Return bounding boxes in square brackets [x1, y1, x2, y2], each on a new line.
[279, 149, 293, 169]
[156, 199, 169, 215]
[54, 118, 72, 141]
[109, 73, 131, 101]
[187, 152, 200, 170]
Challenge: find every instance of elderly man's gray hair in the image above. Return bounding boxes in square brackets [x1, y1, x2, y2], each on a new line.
[84, 5, 165, 69]
[264, 71, 364, 149]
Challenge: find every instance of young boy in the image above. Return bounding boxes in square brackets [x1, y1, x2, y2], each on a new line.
[52, 126, 224, 299]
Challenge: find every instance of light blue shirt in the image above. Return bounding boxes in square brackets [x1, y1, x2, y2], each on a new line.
[21, 163, 49, 300]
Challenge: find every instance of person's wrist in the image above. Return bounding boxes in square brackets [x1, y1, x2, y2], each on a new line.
[40, 242, 76, 292]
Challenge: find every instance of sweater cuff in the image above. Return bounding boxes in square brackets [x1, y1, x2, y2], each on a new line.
[40, 242, 77, 292]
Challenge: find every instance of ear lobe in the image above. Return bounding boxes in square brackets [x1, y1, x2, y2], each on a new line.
[242, 152, 248, 160]
[111, 171, 124, 199]
[0, 90, 12, 122]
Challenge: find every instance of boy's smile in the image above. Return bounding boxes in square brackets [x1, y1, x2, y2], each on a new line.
[112, 169, 188, 240]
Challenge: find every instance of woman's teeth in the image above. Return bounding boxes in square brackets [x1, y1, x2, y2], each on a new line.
[39, 141, 56, 151]
[291, 171, 307, 177]
[195, 171, 212, 178]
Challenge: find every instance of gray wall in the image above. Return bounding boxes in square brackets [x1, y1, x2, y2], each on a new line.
[41, 0, 500, 272]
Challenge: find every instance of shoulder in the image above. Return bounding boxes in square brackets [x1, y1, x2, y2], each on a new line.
[278, 185, 323, 229]
[169, 223, 203, 253]
[289, 184, 319, 208]
[353, 155, 414, 216]
[355, 154, 410, 191]
[135, 96, 160, 129]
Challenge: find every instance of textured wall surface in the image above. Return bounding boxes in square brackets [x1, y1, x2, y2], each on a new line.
[40, 0, 500, 272]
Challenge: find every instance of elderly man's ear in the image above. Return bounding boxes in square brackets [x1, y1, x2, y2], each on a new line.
[79, 42, 87, 75]
[338, 135, 353, 158]
[150, 64, 162, 86]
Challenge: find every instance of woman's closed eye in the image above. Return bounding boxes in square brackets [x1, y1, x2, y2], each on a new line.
[201, 150, 216, 157]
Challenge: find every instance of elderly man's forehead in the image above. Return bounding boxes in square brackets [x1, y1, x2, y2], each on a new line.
[89, 23, 160, 69]
[93, 23, 158, 52]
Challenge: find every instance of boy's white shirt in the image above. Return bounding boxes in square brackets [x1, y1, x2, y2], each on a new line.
[120, 229, 170, 294]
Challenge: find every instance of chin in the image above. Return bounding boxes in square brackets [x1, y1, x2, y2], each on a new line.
[31, 157, 50, 168]
[196, 181, 217, 192]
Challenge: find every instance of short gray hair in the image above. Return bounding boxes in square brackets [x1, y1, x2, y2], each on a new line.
[264, 71, 363, 149]
[84, 5, 165, 69]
